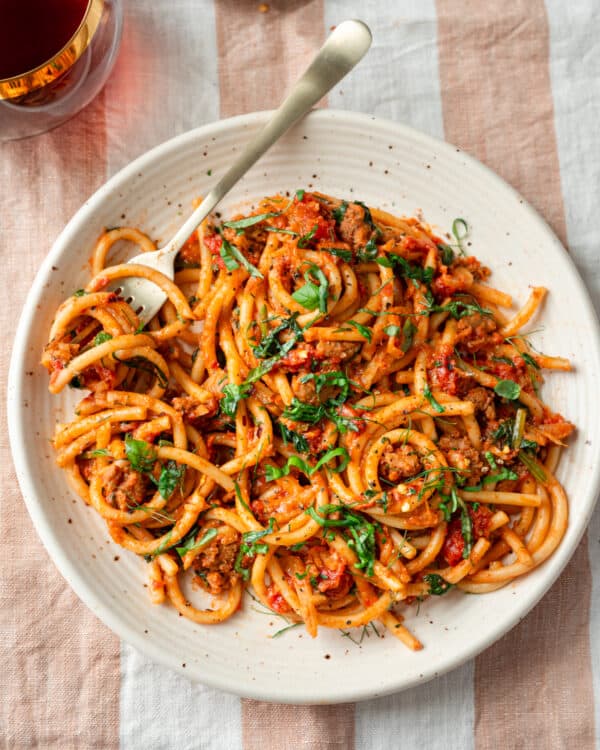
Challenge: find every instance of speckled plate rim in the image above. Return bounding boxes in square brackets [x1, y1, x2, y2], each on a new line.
[7, 109, 600, 703]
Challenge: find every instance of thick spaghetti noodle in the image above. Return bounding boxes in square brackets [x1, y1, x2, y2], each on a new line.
[42, 191, 574, 649]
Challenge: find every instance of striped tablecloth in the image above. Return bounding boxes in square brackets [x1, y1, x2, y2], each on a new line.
[2, 2, 599, 748]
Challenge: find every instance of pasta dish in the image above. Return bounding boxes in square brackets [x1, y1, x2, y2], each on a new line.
[42, 191, 574, 649]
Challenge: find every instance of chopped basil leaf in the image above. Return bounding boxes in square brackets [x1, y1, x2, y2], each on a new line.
[264, 226, 299, 236]
[306, 504, 376, 577]
[93, 331, 113, 346]
[423, 384, 445, 413]
[345, 320, 372, 342]
[176, 527, 218, 557]
[219, 235, 263, 278]
[383, 324, 402, 337]
[494, 379, 521, 400]
[223, 212, 280, 230]
[401, 319, 417, 352]
[438, 244, 454, 266]
[521, 352, 540, 370]
[297, 223, 319, 249]
[124, 435, 157, 474]
[518, 450, 546, 482]
[158, 460, 185, 500]
[265, 447, 350, 481]
[356, 237, 378, 262]
[322, 246, 352, 262]
[291, 263, 329, 313]
[375, 253, 434, 286]
[220, 382, 252, 417]
[332, 201, 348, 224]
[424, 573, 453, 595]
[88, 448, 110, 457]
[276, 422, 309, 453]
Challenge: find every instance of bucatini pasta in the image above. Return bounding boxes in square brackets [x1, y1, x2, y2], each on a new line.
[42, 191, 574, 649]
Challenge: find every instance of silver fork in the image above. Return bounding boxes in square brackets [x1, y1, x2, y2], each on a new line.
[110, 19, 372, 324]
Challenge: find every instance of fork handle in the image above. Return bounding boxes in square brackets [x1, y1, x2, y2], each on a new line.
[161, 19, 371, 257]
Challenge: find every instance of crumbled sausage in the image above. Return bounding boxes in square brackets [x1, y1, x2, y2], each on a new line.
[102, 463, 147, 510]
[193, 522, 241, 595]
[338, 202, 372, 249]
[172, 395, 219, 424]
[464, 386, 496, 421]
[379, 444, 421, 483]
[438, 431, 485, 484]
[456, 313, 499, 352]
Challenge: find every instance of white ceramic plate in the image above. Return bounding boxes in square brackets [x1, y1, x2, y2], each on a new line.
[8, 110, 600, 704]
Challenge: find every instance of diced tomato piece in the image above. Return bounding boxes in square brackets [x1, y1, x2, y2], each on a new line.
[442, 519, 465, 566]
[266, 585, 292, 614]
[203, 233, 226, 270]
[470, 504, 492, 538]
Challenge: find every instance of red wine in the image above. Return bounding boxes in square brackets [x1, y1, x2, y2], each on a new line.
[0, 0, 89, 79]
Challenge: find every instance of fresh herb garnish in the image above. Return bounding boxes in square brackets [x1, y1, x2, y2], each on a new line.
[423, 384, 445, 413]
[300, 370, 354, 405]
[438, 244, 454, 266]
[297, 224, 319, 249]
[176, 527, 218, 557]
[87, 448, 111, 457]
[221, 382, 252, 417]
[113, 354, 168, 389]
[291, 263, 329, 312]
[518, 450, 546, 482]
[93, 331, 113, 346]
[321, 246, 353, 262]
[271, 622, 302, 638]
[252, 314, 300, 359]
[219, 234, 263, 278]
[376, 253, 434, 287]
[356, 237, 378, 262]
[158, 460, 186, 500]
[425, 293, 492, 321]
[332, 201, 348, 224]
[264, 226, 299, 236]
[234, 518, 276, 580]
[521, 352, 540, 370]
[401, 319, 417, 352]
[275, 422, 309, 453]
[306, 504, 376, 577]
[222, 212, 281, 230]
[439, 487, 472, 558]
[265, 447, 350, 481]
[73, 289, 87, 297]
[452, 218, 468, 255]
[344, 320, 372, 342]
[494, 379, 521, 400]
[124, 435, 157, 474]
[424, 573, 453, 595]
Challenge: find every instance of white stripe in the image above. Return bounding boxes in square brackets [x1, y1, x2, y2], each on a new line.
[355, 667, 474, 750]
[324, 0, 444, 139]
[323, 1, 473, 743]
[545, 2, 600, 746]
[102, 3, 242, 747]
[104, 0, 222, 170]
[119, 644, 241, 750]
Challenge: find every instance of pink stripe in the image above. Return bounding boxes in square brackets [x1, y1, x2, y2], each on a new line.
[242, 701, 355, 750]
[1, 93, 120, 749]
[436, 0, 595, 746]
[215, 0, 327, 117]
